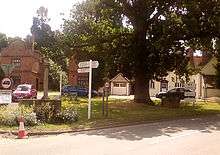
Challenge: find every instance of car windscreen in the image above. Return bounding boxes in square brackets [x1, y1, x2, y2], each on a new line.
[16, 86, 30, 91]
[168, 89, 176, 92]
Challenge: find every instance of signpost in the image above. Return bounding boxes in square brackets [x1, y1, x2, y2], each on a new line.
[0, 90, 12, 104]
[102, 82, 110, 117]
[78, 60, 99, 119]
[78, 61, 99, 69]
[59, 72, 64, 97]
[1, 77, 12, 89]
[77, 68, 90, 73]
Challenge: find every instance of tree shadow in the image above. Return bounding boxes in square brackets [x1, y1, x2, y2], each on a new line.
[70, 115, 220, 141]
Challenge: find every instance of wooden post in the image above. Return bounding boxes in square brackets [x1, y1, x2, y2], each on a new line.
[42, 59, 49, 99]
[102, 89, 105, 116]
[106, 90, 109, 117]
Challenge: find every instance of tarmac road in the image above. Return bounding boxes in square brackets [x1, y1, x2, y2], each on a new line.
[1, 115, 220, 155]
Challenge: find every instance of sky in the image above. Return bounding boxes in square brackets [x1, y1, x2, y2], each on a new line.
[0, 0, 82, 38]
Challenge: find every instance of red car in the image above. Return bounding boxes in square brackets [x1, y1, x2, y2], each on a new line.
[12, 84, 37, 101]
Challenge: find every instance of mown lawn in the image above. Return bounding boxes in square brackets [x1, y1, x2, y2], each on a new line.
[1, 97, 220, 132]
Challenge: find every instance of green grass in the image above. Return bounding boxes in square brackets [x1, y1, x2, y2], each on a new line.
[1, 98, 220, 132]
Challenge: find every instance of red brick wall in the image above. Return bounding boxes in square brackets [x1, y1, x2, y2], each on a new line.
[0, 40, 44, 90]
[68, 55, 78, 86]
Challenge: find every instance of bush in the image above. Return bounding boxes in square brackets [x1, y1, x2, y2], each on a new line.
[53, 108, 78, 123]
[19, 99, 61, 123]
[0, 105, 37, 126]
[22, 107, 37, 126]
[34, 102, 54, 122]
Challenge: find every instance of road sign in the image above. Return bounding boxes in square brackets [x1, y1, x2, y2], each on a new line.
[1, 78, 12, 89]
[77, 68, 90, 73]
[78, 61, 99, 68]
[77, 60, 99, 119]
[0, 90, 12, 104]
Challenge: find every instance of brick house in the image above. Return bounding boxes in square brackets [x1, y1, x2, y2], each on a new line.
[68, 55, 88, 88]
[0, 40, 44, 90]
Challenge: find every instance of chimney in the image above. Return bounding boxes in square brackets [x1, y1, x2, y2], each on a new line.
[186, 48, 194, 67]
[202, 50, 211, 64]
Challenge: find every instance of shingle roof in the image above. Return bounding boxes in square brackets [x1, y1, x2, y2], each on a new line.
[110, 73, 130, 82]
[200, 57, 218, 75]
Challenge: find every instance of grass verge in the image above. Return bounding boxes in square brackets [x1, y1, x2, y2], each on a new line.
[1, 98, 220, 132]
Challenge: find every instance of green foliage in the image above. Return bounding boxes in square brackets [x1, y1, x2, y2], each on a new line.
[62, 0, 220, 102]
[0, 105, 37, 126]
[62, 0, 132, 89]
[30, 7, 68, 89]
[217, 69, 220, 88]
[216, 39, 220, 88]
[34, 102, 53, 122]
[27, 1, 220, 102]
[48, 59, 68, 90]
[20, 99, 59, 123]
[0, 32, 8, 51]
[181, 0, 220, 49]
[47, 97, 79, 123]
[0, 67, 5, 81]
[53, 109, 78, 123]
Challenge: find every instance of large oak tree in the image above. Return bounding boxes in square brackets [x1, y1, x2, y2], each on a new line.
[50, 0, 220, 102]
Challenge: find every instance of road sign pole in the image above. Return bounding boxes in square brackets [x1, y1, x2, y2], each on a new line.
[78, 60, 99, 119]
[88, 60, 92, 119]
[60, 72, 62, 96]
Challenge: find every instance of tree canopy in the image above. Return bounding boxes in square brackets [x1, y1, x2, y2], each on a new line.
[31, 0, 220, 101]
[0, 32, 8, 52]
[31, 6, 68, 90]
[62, 0, 218, 103]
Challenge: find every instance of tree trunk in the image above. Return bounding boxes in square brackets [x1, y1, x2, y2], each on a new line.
[132, 20, 153, 104]
[134, 70, 154, 105]
[134, 71, 147, 103]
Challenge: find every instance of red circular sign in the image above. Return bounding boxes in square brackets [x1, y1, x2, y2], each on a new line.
[1, 78, 12, 89]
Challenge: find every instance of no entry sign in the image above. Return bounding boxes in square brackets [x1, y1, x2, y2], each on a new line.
[1, 78, 12, 89]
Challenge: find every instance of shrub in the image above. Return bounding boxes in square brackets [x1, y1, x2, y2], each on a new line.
[22, 106, 37, 126]
[0, 106, 18, 126]
[19, 99, 61, 123]
[34, 102, 54, 122]
[53, 108, 78, 123]
[0, 105, 37, 126]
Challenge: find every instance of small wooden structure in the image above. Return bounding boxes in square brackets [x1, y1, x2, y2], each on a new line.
[110, 73, 130, 96]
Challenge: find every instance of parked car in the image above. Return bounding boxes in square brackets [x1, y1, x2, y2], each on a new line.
[12, 84, 37, 101]
[156, 87, 196, 99]
[61, 85, 98, 97]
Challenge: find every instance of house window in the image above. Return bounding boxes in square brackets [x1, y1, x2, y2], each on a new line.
[113, 83, 126, 87]
[12, 57, 21, 67]
[150, 80, 155, 89]
[120, 83, 126, 87]
[175, 82, 183, 87]
[114, 83, 120, 87]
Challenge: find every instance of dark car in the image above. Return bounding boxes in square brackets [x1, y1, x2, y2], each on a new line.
[61, 85, 98, 97]
[156, 87, 195, 99]
[12, 84, 37, 101]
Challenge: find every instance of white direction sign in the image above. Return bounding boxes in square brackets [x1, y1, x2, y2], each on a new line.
[78, 61, 99, 68]
[77, 68, 90, 73]
[77, 60, 99, 120]
[0, 90, 12, 104]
